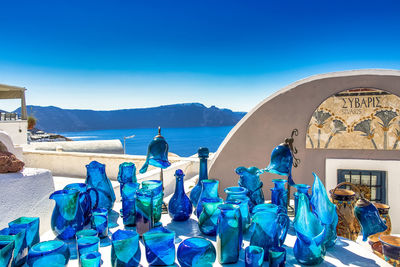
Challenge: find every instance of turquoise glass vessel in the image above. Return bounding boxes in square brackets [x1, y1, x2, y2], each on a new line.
[8, 217, 40, 248]
[310, 172, 338, 247]
[225, 186, 248, 201]
[143, 227, 175, 266]
[235, 166, 264, 211]
[190, 147, 209, 210]
[177, 237, 216, 267]
[0, 240, 14, 267]
[135, 188, 153, 236]
[168, 169, 193, 221]
[76, 229, 98, 239]
[252, 203, 285, 215]
[249, 209, 290, 260]
[268, 246, 286, 267]
[217, 204, 242, 264]
[271, 179, 288, 213]
[80, 252, 101, 267]
[85, 161, 116, 211]
[91, 208, 108, 238]
[245, 246, 264, 267]
[293, 193, 326, 265]
[139, 128, 171, 173]
[198, 198, 223, 236]
[77, 236, 99, 259]
[111, 230, 140, 267]
[27, 240, 70, 267]
[354, 198, 388, 241]
[226, 198, 251, 232]
[264, 143, 295, 185]
[196, 179, 220, 217]
[121, 182, 140, 226]
[64, 183, 99, 226]
[141, 180, 163, 224]
[0, 227, 27, 266]
[117, 162, 137, 185]
[294, 184, 310, 217]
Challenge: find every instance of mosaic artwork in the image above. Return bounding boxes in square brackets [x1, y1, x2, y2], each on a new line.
[306, 88, 400, 150]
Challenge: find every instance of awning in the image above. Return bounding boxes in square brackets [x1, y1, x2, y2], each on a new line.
[0, 83, 27, 120]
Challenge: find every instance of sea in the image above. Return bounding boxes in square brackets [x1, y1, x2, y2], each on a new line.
[59, 126, 233, 157]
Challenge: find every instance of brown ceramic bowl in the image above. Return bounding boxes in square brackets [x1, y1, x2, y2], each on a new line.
[330, 188, 356, 201]
[379, 235, 400, 261]
[371, 241, 384, 259]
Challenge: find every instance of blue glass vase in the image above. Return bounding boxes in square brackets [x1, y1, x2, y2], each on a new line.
[294, 184, 310, 217]
[143, 227, 175, 266]
[117, 162, 137, 195]
[91, 208, 108, 238]
[0, 240, 14, 267]
[177, 237, 216, 267]
[189, 147, 209, 210]
[245, 246, 264, 267]
[27, 240, 70, 267]
[196, 179, 220, 217]
[235, 166, 264, 211]
[198, 198, 223, 236]
[249, 209, 290, 261]
[168, 169, 193, 221]
[310, 172, 338, 248]
[80, 251, 101, 267]
[226, 198, 251, 232]
[217, 204, 242, 264]
[271, 179, 288, 213]
[49, 189, 85, 240]
[0, 227, 28, 266]
[8, 217, 40, 249]
[135, 188, 153, 236]
[121, 182, 140, 226]
[293, 193, 326, 265]
[111, 230, 141, 267]
[85, 161, 116, 211]
[268, 246, 286, 267]
[64, 183, 99, 226]
[354, 198, 388, 241]
[141, 180, 163, 224]
[77, 236, 99, 259]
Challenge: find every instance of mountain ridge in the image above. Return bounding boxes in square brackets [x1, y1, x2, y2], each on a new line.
[15, 103, 246, 132]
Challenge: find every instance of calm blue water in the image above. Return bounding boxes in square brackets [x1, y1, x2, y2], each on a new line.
[58, 126, 233, 157]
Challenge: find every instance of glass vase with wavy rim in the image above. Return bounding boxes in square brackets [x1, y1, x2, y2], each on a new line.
[236, 166, 265, 211]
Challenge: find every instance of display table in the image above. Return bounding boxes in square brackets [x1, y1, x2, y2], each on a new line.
[41, 201, 391, 267]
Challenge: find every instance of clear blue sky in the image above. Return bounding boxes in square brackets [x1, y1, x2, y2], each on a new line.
[1, 0, 400, 112]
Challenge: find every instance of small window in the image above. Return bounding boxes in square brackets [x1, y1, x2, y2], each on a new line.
[337, 169, 386, 203]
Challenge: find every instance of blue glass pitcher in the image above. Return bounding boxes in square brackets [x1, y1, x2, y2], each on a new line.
[235, 166, 264, 211]
[49, 189, 85, 240]
[249, 208, 290, 260]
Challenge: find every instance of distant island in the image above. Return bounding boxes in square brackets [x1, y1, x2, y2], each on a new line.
[16, 103, 246, 132]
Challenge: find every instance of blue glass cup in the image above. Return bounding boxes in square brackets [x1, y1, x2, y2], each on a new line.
[245, 246, 264, 267]
[76, 229, 98, 239]
[77, 236, 100, 259]
[0, 227, 28, 266]
[177, 237, 216, 267]
[198, 198, 223, 236]
[0, 240, 14, 267]
[121, 182, 140, 226]
[111, 230, 141, 267]
[135, 188, 153, 236]
[141, 180, 163, 224]
[269, 247, 286, 267]
[8, 217, 40, 248]
[80, 251, 101, 267]
[271, 179, 288, 213]
[27, 240, 70, 267]
[91, 208, 108, 238]
[143, 227, 175, 266]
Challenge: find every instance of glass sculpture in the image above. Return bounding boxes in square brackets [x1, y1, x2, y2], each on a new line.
[354, 198, 388, 241]
[168, 169, 193, 221]
[235, 166, 264, 211]
[139, 127, 171, 173]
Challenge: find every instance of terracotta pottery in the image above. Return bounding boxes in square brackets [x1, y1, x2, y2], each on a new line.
[379, 235, 400, 265]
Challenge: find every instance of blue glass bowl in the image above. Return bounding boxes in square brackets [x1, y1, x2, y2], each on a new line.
[27, 240, 70, 267]
[177, 237, 216, 267]
[111, 229, 141, 267]
[80, 251, 101, 267]
[76, 229, 98, 239]
[143, 227, 175, 266]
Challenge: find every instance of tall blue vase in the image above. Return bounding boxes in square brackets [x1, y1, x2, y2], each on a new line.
[190, 147, 209, 210]
[271, 179, 288, 213]
[198, 198, 223, 236]
[0, 239, 14, 267]
[310, 172, 338, 248]
[49, 189, 85, 240]
[111, 230, 141, 267]
[217, 204, 242, 264]
[168, 169, 193, 221]
[121, 182, 140, 226]
[141, 180, 163, 224]
[0, 227, 28, 266]
[293, 193, 326, 265]
[196, 179, 220, 217]
[226, 198, 251, 232]
[294, 184, 310, 217]
[235, 166, 264, 211]
[135, 189, 153, 236]
[85, 161, 116, 211]
[117, 162, 137, 195]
